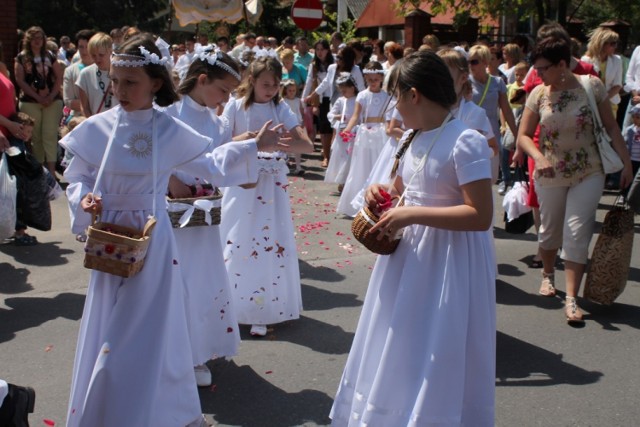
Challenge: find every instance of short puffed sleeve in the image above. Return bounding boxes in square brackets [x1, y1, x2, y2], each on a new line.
[588, 75, 608, 104]
[453, 129, 493, 185]
[525, 84, 545, 115]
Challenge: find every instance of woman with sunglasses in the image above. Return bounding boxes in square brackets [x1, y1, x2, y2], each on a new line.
[468, 44, 517, 191]
[517, 36, 632, 325]
[304, 46, 364, 167]
[581, 27, 623, 116]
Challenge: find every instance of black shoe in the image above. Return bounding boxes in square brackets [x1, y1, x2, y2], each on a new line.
[0, 384, 35, 427]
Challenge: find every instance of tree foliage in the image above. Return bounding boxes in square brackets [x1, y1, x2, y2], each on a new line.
[395, 0, 640, 44]
[18, 0, 168, 38]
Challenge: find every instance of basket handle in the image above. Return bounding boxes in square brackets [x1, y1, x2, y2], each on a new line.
[90, 211, 100, 226]
[142, 217, 157, 237]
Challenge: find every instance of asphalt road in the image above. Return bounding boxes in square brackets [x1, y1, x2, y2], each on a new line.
[1, 147, 639, 427]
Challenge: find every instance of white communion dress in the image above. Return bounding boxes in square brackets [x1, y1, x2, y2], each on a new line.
[337, 89, 391, 217]
[61, 106, 258, 427]
[164, 95, 241, 364]
[220, 98, 303, 326]
[330, 119, 496, 426]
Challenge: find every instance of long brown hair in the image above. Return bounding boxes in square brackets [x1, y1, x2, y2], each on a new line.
[21, 26, 47, 58]
[115, 34, 179, 107]
[178, 51, 240, 95]
[238, 56, 282, 109]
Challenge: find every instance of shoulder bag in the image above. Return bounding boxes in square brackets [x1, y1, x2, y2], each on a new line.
[578, 75, 624, 174]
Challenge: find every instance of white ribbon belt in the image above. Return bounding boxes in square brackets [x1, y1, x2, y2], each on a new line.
[167, 199, 221, 227]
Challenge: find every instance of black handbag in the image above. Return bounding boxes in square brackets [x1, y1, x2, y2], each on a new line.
[503, 166, 534, 234]
[6, 149, 52, 231]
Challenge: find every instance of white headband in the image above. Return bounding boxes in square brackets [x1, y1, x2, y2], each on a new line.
[195, 47, 241, 81]
[336, 72, 357, 86]
[362, 69, 386, 75]
[111, 46, 170, 67]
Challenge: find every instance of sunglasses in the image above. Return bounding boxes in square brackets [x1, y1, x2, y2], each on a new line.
[469, 59, 480, 66]
[336, 55, 343, 60]
[533, 64, 554, 73]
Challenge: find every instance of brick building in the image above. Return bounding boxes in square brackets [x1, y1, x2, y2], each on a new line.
[0, 0, 18, 71]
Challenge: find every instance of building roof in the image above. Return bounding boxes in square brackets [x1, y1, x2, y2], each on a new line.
[345, 0, 371, 18]
[355, 0, 497, 29]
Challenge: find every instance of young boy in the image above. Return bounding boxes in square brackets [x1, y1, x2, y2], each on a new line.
[6, 112, 38, 245]
[623, 104, 640, 178]
[9, 112, 34, 153]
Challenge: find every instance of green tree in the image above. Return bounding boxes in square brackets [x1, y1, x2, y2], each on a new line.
[18, 0, 167, 40]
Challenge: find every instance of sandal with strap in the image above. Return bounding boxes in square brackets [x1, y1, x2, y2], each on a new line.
[538, 272, 556, 297]
[565, 297, 585, 325]
[13, 234, 38, 246]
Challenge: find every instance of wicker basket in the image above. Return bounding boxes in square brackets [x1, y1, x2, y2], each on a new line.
[351, 205, 402, 255]
[84, 215, 157, 278]
[167, 184, 222, 228]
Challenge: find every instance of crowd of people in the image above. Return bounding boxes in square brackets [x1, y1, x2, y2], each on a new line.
[1, 19, 639, 427]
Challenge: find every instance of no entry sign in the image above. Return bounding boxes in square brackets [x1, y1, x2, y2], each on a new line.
[291, 0, 324, 31]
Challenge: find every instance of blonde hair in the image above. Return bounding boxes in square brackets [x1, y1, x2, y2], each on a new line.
[514, 61, 530, 73]
[469, 44, 491, 63]
[437, 48, 469, 74]
[88, 32, 113, 55]
[421, 34, 441, 50]
[239, 56, 282, 109]
[437, 48, 471, 99]
[280, 79, 297, 98]
[585, 27, 619, 59]
[502, 43, 522, 64]
[279, 48, 295, 61]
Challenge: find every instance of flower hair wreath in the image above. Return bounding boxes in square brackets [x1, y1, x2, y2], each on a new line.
[336, 72, 357, 86]
[195, 47, 242, 82]
[362, 69, 386, 75]
[111, 46, 171, 67]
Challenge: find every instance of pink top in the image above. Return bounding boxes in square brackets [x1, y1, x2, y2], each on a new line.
[0, 73, 17, 137]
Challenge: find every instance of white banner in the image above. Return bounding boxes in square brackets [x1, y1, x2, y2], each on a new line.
[173, 0, 263, 26]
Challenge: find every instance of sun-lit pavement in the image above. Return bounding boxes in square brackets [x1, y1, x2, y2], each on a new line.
[1, 144, 639, 426]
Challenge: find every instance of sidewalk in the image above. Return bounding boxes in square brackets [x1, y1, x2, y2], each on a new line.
[1, 146, 639, 426]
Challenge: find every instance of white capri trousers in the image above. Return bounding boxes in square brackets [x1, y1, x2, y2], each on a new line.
[535, 173, 605, 264]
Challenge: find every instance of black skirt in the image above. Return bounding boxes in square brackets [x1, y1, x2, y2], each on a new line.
[317, 97, 332, 134]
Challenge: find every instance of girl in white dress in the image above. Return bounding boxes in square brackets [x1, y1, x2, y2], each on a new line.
[337, 61, 391, 217]
[280, 79, 305, 175]
[437, 48, 498, 158]
[60, 36, 290, 427]
[330, 51, 496, 426]
[221, 56, 314, 337]
[163, 49, 244, 388]
[350, 106, 405, 211]
[324, 72, 358, 188]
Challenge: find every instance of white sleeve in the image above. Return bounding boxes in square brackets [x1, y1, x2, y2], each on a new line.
[178, 140, 259, 188]
[351, 65, 365, 92]
[301, 63, 314, 100]
[327, 97, 343, 124]
[454, 129, 492, 185]
[315, 64, 335, 97]
[612, 55, 623, 88]
[62, 155, 98, 234]
[625, 47, 640, 92]
[63, 66, 76, 107]
[277, 101, 302, 131]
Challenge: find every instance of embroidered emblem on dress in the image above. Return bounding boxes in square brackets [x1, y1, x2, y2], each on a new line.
[127, 132, 153, 158]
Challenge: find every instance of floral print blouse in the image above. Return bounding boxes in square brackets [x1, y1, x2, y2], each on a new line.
[526, 75, 606, 187]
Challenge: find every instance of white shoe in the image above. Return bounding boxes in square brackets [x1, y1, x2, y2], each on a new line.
[194, 365, 212, 387]
[250, 324, 267, 336]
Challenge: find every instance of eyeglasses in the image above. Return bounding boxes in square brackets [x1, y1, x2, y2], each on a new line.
[533, 63, 554, 73]
[607, 41, 618, 46]
[469, 59, 480, 66]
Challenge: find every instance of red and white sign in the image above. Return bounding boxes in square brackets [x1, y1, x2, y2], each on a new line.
[291, 0, 324, 31]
